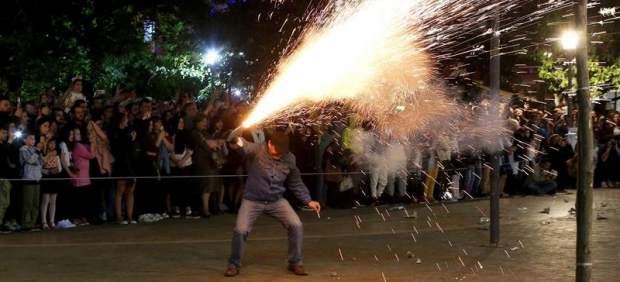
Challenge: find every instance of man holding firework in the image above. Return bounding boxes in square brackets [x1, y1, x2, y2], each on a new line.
[224, 130, 321, 277]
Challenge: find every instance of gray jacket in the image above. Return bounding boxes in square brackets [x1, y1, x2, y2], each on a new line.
[19, 146, 43, 181]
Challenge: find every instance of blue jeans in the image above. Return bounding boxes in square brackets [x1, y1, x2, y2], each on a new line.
[228, 198, 304, 267]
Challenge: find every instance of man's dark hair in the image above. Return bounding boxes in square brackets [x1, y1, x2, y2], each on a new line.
[73, 99, 87, 108]
[71, 104, 82, 114]
[268, 131, 290, 155]
[36, 117, 52, 132]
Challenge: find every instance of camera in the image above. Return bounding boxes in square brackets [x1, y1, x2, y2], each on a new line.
[14, 130, 23, 139]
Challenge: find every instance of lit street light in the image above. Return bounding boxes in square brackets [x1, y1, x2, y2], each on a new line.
[560, 29, 578, 117]
[232, 88, 242, 96]
[202, 49, 221, 66]
[560, 29, 578, 51]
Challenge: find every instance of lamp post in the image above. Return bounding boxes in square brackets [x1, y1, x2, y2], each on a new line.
[573, 1, 593, 280]
[489, 7, 501, 246]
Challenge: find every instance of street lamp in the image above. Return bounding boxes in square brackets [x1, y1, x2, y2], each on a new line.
[232, 88, 242, 97]
[560, 29, 578, 119]
[202, 49, 221, 66]
[560, 30, 578, 51]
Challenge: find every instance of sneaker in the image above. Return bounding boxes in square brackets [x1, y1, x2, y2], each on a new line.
[56, 219, 76, 229]
[224, 265, 240, 277]
[185, 208, 200, 219]
[172, 207, 181, 218]
[7, 221, 21, 232]
[130, 220, 138, 224]
[139, 214, 156, 223]
[162, 213, 170, 219]
[0, 224, 12, 234]
[120, 221, 129, 225]
[100, 212, 108, 222]
[287, 264, 308, 276]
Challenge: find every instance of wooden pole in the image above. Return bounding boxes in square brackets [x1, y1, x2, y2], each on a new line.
[489, 7, 501, 245]
[574, 0, 593, 281]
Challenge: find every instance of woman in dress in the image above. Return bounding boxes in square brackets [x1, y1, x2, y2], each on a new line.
[110, 114, 139, 224]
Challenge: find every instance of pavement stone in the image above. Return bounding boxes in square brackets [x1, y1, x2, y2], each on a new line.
[0, 189, 619, 282]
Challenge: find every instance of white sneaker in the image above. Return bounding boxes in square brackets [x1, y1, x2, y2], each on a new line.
[56, 219, 76, 229]
[130, 220, 138, 224]
[139, 214, 157, 223]
[120, 221, 129, 225]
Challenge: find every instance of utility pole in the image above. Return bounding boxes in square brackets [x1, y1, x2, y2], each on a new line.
[489, 6, 501, 246]
[574, 0, 593, 281]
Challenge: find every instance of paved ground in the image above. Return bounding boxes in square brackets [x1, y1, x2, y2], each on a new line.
[1, 189, 619, 282]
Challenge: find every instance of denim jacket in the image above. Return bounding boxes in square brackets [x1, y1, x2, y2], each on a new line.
[239, 139, 311, 204]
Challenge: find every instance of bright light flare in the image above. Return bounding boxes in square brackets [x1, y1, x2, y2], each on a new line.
[560, 30, 578, 51]
[242, 0, 430, 128]
[202, 49, 221, 66]
[232, 88, 242, 96]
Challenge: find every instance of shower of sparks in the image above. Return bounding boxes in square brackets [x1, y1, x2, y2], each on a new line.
[243, 0, 432, 130]
[243, 0, 575, 147]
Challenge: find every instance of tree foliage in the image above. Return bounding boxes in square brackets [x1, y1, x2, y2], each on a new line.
[538, 52, 620, 97]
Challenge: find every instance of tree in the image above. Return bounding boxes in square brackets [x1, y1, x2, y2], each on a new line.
[538, 54, 620, 99]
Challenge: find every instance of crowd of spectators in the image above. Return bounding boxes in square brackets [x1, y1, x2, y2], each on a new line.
[0, 77, 619, 233]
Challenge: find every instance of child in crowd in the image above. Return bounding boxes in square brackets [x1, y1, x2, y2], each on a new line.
[41, 139, 62, 229]
[69, 127, 95, 225]
[19, 133, 43, 230]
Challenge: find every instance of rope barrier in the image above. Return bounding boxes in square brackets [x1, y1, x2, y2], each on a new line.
[0, 165, 504, 182]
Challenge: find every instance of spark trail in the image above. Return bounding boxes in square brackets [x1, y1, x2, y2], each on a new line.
[242, 0, 574, 143]
[242, 0, 443, 138]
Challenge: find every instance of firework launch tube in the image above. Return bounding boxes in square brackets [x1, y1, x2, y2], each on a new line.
[227, 126, 244, 142]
